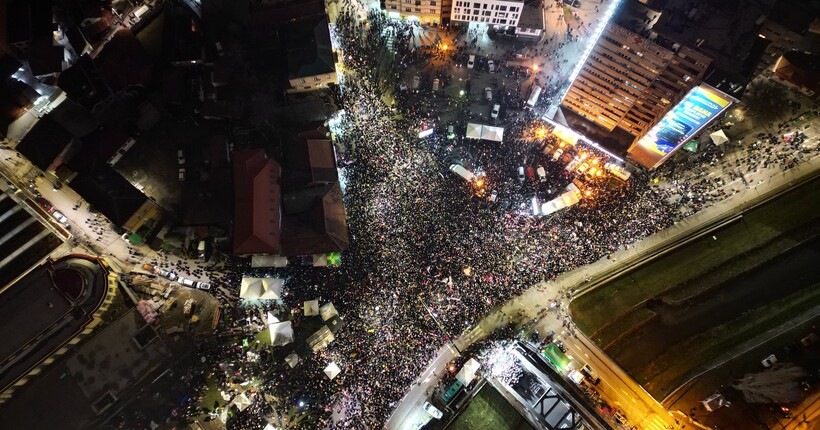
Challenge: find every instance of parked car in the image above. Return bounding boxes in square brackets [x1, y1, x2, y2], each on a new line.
[194, 281, 211, 291]
[158, 268, 177, 281]
[432, 78, 440, 91]
[762, 354, 778, 368]
[179, 168, 186, 181]
[179, 277, 195, 287]
[177, 149, 186, 165]
[526, 166, 536, 182]
[488, 59, 495, 73]
[517, 166, 525, 182]
[484, 87, 492, 101]
[51, 210, 70, 228]
[491, 104, 500, 119]
[488, 189, 498, 203]
[423, 402, 443, 419]
[35, 196, 54, 213]
[581, 365, 601, 385]
[467, 54, 475, 69]
[412, 75, 420, 90]
[801, 333, 818, 347]
[536, 166, 547, 182]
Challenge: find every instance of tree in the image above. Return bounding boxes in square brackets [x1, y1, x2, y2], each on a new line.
[741, 79, 789, 124]
[732, 362, 808, 404]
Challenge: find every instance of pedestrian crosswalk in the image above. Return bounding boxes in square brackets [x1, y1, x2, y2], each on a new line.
[644, 415, 671, 430]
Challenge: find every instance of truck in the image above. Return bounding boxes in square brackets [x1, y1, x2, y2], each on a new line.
[449, 164, 477, 182]
[526, 86, 543, 109]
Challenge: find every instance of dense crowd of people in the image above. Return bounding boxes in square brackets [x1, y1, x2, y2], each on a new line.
[129, 2, 820, 430]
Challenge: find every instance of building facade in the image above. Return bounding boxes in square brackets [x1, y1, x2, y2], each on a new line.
[450, 0, 524, 27]
[384, 0, 444, 25]
[561, 23, 711, 142]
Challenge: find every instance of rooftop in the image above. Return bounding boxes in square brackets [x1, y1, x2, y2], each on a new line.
[232, 149, 282, 255]
[286, 16, 335, 79]
[517, 1, 544, 30]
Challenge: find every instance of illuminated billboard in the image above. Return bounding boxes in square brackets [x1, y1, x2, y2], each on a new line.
[629, 85, 735, 169]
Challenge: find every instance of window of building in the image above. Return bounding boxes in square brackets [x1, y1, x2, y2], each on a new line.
[313, 76, 321, 82]
[510, 6, 517, 11]
[300, 78, 306, 84]
[499, 19, 506, 24]
[430, 0, 436, 5]
[499, 5, 506, 11]
[405, 7, 411, 11]
[415, 7, 421, 11]
[430, 8, 436, 13]
[483, 10, 490, 16]
[482, 3, 487, 8]
[473, 2, 480, 7]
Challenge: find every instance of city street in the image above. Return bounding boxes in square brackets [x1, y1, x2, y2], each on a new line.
[387, 111, 820, 429]
[0, 0, 818, 429]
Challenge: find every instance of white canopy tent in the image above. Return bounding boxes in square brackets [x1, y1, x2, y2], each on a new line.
[456, 358, 481, 386]
[312, 254, 328, 267]
[304, 299, 320, 316]
[320, 302, 338, 321]
[266, 312, 294, 346]
[231, 393, 251, 411]
[465, 123, 505, 142]
[285, 353, 300, 368]
[539, 183, 582, 216]
[307, 325, 335, 351]
[710, 129, 729, 145]
[466, 123, 482, 139]
[239, 277, 283, 300]
[324, 362, 342, 380]
[480, 125, 504, 142]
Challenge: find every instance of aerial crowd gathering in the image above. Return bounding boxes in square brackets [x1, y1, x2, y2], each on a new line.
[135, 2, 819, 430]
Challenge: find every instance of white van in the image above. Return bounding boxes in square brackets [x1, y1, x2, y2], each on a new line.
[526, 86, 543, 108]
[536, 166, 546, 181]
[467, 55, 475, 69]
[423, 402, 443, 419]
[432, 78, 440, 91]
[449, 164, 476, 182]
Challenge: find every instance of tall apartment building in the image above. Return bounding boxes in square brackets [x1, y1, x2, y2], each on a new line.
[451, 0, 524, 27]
[384, 0, 445, 25]
[560, 23, 711, 143]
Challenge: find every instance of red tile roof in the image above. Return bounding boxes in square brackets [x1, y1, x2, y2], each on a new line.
[232, 149, 281, 255]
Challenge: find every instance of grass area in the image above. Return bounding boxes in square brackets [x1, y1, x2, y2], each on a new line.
[640, 281, 820, 399]
[664, 222, 820, 302]
[201, 375, 226, 411]
[448, 385, 533, 430]
[571, 179, 820, 336]
[595, 307, 657, 348]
